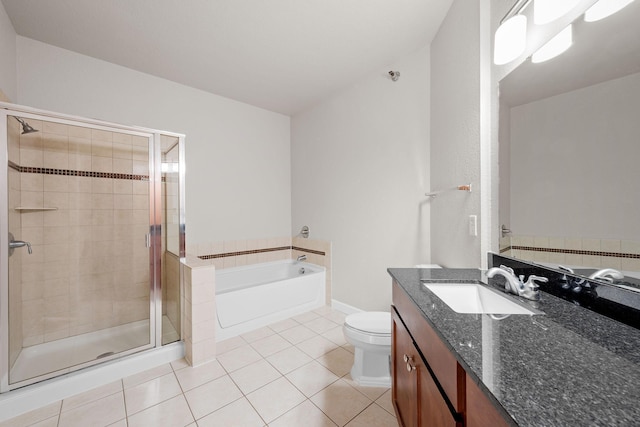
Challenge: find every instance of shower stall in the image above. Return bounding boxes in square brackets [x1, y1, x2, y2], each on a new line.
[0, 103, 185, 391]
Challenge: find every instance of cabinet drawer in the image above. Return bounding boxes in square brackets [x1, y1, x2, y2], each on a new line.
[392, 280, 464, 412]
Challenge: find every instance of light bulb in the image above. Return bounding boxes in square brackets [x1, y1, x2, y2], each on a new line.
[494, 15, 527, 65]
[584, 0, 635, 22]
[532, 24, 572, 63]
[534, 0, 580, 25]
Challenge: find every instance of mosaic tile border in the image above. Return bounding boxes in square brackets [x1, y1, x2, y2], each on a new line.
[198, 245, 326, 260]
[8, 161, 149, 181]
[503, 245, 640, 259]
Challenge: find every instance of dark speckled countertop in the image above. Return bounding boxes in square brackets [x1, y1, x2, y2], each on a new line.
[388, 268, 640, 427]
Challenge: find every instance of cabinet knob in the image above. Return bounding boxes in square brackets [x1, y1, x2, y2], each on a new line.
[403, 354, 416, 372]
[406, 361, 416, 372]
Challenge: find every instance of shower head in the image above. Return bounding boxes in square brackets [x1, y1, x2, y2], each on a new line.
[14, 117, 39, 134]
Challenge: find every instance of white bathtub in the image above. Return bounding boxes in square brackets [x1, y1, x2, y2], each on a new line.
[215, 260, 326, 341]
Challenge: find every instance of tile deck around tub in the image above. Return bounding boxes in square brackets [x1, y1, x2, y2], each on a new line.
[0, 306, 397, 427]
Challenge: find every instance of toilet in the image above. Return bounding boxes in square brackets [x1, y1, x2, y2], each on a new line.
[343, 311, 392, 387]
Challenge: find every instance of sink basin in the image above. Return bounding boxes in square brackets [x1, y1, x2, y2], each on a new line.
[424, 282, 540, 315]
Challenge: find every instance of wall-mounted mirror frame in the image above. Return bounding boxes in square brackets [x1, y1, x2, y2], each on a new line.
[497, 0, 640, 288]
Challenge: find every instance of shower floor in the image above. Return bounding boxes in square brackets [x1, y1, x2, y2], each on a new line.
[10, 316, 178, 387]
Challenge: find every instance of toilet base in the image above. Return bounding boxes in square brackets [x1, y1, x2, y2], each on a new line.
[349, 346, 391, 388]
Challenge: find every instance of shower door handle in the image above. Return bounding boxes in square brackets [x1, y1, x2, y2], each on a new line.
[145, 234, 151, 248]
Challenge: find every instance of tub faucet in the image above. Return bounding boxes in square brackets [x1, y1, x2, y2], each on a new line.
[296, 255, 307, 262]
[487, 265, 548, 301]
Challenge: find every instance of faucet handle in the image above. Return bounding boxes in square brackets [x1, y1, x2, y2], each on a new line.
[525, 275, 548, 289]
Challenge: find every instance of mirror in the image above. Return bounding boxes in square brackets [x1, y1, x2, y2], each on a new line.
[498, 1, 640, 287]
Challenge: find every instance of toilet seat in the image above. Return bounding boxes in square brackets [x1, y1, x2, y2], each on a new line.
[344, 312, 391, 346]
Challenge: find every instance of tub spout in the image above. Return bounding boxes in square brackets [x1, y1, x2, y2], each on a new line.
[296, 255, 307, 262]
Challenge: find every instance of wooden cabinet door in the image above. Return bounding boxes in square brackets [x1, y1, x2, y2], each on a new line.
[392, 308, 419, 427]
[392, 308, 461, 427]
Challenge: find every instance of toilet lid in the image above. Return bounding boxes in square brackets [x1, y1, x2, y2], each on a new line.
[345, 312, 391, 335]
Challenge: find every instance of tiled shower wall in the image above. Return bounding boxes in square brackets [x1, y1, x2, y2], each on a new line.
[10, 118, 151, 348]
[501, 234, 640, 272]
[189, 236, 333, 303]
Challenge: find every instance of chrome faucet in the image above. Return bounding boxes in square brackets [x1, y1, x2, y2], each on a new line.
[487, 265, 548, 301]
[8, 233, 32, 256]
[296, 254, 307, 262]
[589, 268, 624, 283]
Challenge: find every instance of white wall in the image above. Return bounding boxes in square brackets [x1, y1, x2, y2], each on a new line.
[291, 47, 430, 311]
[15, 36, 291, 244]
[0, 2, 17, 101]
[509, 72, 640, 241]
[430, 0, 484, 268]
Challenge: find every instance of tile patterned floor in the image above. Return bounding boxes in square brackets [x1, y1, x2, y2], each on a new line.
[1, 306, 398, 427]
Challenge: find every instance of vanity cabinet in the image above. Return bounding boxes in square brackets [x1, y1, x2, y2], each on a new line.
[392, 308, 460, 426]
[392, 280, 511, 427]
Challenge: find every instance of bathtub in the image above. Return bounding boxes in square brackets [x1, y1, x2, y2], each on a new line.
[215, 260, 326, 341]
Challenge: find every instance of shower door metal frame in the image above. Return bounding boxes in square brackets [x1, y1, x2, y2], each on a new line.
[0, 103, 184, 393]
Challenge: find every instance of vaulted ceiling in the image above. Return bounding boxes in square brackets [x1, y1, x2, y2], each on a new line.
[2, 0, 453, 114]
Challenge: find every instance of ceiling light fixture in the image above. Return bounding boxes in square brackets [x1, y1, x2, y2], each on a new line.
[494, 0, 531, 65]
[531, 24, 573, 63]
[534, 0, 581, 25]
[584, 0, 635, 22]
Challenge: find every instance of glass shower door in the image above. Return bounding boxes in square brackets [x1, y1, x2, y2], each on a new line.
[4, 113, 155, 388]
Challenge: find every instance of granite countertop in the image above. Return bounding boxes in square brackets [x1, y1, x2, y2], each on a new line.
[388, 268, 640, 427]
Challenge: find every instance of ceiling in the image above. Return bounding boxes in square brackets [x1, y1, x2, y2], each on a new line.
[2, 0, 453, 115]
[500, 0, 640, 107]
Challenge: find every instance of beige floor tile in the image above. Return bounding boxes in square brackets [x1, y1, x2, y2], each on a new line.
[266, 346, 313, 374]
[0, 402, 61, 427]
[322, 326, 348, 346]
[297, 335, 340, 359]
[171, 358, 190, 371]
[342, 373, 389, 401]
[286, 361, 340, 397]
[310, 380, 372, 426]
[279, 324, 317, 344]
[122, 363, 173, 389]
[127, 395, 194, 427]
[62, 380, 122, 412]
[268, 318, 298, 333]
[184, 375, 243, 420]
[106, 420, 127, 427]
[124, 372, 182, 415]
[229, 359, 282, 394]
[304, 317, 339, 334]
[292, 311, 321, 323]
[246, 377, 306, 423]
[345, 403, 397, 427]
[317, 347, 355, 377]
[28, 416, 59, 427]
[241, 326, 275, 343]
[270, 400, 337, 427]
[174, 359, 226, 391]
[323, 310, 346, 325]
[216, 344, 263, 372]
[342, 344, 355, 354]
[197, 397, 265, 427]
[313, 306, 335, 316]
[250, 334, 292, 357]
[216, 336, 247, 355]
[58, 392, 125, 427]
[375, 389, 395, 416]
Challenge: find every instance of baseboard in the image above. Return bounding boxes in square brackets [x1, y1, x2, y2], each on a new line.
[331, 299, 364, 315]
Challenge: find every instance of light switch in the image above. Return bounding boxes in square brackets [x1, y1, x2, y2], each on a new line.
[468, 215, 477, 236]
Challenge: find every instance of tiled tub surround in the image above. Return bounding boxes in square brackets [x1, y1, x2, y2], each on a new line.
[191, 236, 332, 304]
[500, 234, 640, 272]
[389, 267, 640, 426]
